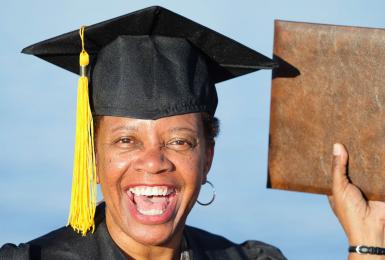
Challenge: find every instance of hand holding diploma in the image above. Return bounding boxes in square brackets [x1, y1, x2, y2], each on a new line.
[329, 143, 385, 259]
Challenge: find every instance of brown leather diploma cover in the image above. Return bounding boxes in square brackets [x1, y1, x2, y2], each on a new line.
[268, 20, 385, 201]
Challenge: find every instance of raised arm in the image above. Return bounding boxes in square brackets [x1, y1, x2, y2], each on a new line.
[329, 143, 385, 259]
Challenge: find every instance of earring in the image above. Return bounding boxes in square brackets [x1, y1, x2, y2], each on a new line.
[197, 180, 216, 206]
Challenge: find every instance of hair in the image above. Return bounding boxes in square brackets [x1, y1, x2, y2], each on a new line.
[93, 113, 220, 146]
[200, 113, 220, 146]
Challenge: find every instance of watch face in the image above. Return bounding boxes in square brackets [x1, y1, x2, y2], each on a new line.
[358, 246, 369, 254]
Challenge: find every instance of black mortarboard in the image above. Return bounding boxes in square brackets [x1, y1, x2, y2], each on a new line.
[22, 6, 276, 235]
[22, 5, 276, 119]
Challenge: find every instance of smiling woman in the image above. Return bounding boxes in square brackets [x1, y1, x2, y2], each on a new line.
[2, 4, 384, 260]
[0, 5, 285, 260]
[95, 114, 213, 250]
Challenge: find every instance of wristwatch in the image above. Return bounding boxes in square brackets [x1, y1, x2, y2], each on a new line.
[349, 245, 385, 255]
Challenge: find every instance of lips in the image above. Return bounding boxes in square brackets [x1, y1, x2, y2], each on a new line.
[125, 185, 178, 224]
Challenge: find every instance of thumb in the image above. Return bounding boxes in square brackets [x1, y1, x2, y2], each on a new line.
[332, 143, 349, 195]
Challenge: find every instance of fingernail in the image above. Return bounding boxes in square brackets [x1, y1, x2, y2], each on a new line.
[333, 143, 341, 156]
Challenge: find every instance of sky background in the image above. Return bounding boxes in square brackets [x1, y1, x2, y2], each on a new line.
[1, 1, 384, 259]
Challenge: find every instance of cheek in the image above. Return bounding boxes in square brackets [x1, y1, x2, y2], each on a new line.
[97, 150, 133, 194]
[175, 152, 206, 191]
[174, 153, 205, 220]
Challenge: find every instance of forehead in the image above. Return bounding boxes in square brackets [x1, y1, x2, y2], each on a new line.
[97, 113, 203, 133]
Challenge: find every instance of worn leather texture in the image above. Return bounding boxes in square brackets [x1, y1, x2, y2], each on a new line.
[268, 20, 385, 201]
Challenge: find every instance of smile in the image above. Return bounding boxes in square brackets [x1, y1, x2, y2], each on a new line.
[126, 185, 178, 224]
[129, 186, 175, 197]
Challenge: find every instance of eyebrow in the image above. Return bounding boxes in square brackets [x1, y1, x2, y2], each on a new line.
[110, 125, 139, 133]
[168, 127, 198, 135]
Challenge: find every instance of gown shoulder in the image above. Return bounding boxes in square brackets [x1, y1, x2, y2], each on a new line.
[184, 226, 287, 260]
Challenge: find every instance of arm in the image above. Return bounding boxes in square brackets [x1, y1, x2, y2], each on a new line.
[329, 143, 385, 259]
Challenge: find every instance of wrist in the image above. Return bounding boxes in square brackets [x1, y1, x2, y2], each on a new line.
[349, 253, 385, 260]
[348, 231, 385, 248]
[349, 238, 385, 248]
[345, 219, 385, 248]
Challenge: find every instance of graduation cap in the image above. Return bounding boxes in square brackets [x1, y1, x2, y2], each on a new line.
[22, 6, 276, 235]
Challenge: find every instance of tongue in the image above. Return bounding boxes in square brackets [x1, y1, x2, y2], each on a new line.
[133, 195, 169, 212]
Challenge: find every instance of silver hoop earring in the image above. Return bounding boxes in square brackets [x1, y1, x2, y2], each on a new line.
[197, 180, 216, 206]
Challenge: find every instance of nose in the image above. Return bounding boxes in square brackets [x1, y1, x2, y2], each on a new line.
[133, 147, 174, 175]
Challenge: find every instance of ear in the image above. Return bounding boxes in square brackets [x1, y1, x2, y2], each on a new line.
[96, 173, 100, 184]
[202, 143, 215, 184]
[95, 149, 100, 184]
[96, 167, 100, 184]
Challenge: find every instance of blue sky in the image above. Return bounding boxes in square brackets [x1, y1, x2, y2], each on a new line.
[1, 1, 384, 259]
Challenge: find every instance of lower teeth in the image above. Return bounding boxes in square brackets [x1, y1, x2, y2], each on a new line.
[138, 208, 164, 216]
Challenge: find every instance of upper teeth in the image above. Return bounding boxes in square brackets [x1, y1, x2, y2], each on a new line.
[129, 186, 173, 196]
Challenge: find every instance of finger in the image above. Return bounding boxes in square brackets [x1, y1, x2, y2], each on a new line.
[332, 143, 349, 195]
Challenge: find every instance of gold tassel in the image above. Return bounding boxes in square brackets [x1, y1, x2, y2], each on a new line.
[67, 26, 97, 236]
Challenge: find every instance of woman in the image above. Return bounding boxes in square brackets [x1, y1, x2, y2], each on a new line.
[1, 5, 385, 260]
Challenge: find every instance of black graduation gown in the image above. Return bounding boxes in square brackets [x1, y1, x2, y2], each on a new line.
[0, 204, 286, 260]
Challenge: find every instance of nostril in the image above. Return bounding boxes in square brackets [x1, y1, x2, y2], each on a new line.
[133, 149, 175, 174]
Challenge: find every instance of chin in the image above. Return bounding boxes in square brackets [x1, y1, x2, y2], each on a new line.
[117, 186, 188, 246]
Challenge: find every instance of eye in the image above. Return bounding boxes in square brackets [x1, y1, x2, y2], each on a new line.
[166, 138, 196, 151]
[119, 137, 134, 144]
[172, 140, 188, 145]
[114, 136, 136, 147]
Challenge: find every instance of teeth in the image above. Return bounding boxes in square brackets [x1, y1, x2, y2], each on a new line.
[137, 208, 164, 216]
[129, 186, 173, 196]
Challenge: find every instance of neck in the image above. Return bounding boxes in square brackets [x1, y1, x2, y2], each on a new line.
[105, 210, 183, 260]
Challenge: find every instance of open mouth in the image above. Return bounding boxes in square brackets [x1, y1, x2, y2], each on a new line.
[126, 186, 178, 221]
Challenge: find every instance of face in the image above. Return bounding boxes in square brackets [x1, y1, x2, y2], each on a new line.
[95, 113, 214, 247]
